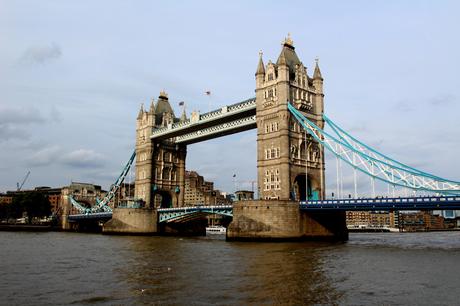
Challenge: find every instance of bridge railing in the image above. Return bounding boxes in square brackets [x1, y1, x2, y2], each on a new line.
[150, 98, 256, 138]
[301, 196, 460, 206]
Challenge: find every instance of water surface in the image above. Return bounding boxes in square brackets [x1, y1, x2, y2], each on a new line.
[1, 232, 459, 305]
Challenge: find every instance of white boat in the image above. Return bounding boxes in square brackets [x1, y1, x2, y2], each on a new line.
[206, 225, 226, 235]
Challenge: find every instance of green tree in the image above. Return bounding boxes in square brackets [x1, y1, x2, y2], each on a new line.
[8, 192, 51, 223]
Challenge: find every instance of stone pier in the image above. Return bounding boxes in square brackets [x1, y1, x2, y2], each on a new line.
[102, 208, 158, 234]
[227, 200, 348, 241]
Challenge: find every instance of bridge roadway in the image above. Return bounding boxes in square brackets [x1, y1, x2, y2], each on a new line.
[67, 196, 460, 222]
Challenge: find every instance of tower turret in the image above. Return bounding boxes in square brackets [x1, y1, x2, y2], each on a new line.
[255, 35, 326, 201]
[313, 58, 324, 115]
[255, 51, 265, 88]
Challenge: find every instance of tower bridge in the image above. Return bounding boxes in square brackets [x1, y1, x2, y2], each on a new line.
[67, 36, 460, 240]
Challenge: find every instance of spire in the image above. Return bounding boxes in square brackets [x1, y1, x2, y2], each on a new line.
[313, 57, 323, 80]
[149, 98, 155, 114]
[255, 50, 265, 75]
[180, 108, 187, 122]
[137, 103, 144, 119]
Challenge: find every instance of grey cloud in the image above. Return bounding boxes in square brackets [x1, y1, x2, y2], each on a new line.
[27, 145, 62, 167]
[0, 106, 47, 142]
[26, 146, 106, 169]
[61, 149, 105, 169]
[429, 94, 455, 106]
[49, 105, 62, 122]
[19, 43, 62, 64]
[0, 123, 30, 141]
[0, 106, 46, 124]
[394, 100, 415, 113]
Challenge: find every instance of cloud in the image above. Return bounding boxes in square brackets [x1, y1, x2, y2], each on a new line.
[0, 106, 47, 142]
[19, 43, 62, 64]
[394, 100, 415, 113]
[25, 146, 106, 169]
[429, 94, 455, 106]
[27, 145, 62, 167]
[61, 149, 105, 168]
[0, 123, 30, 141]
[0, 106, 46, 124]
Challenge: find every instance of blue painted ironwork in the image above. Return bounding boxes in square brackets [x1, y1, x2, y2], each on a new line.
[67, 212, 113, 221]
[90, 151, 136, 212]
[300, 196, 460, 211]
[158, 205, 233, 223]
[288, 103, 460, 195]
[69, 151, 135, 214]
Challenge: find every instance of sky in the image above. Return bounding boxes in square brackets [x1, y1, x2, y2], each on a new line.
[1, 0, 459, 197]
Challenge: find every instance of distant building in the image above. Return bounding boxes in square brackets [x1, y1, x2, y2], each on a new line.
[346, 211, 394, 230]
[400, 211, 445, 231]
[184, 171, 230, 206]
[235, 190, 254, 201]
[347, 210, 449, 232]
[0, 182, 107, 219]
[61, 182, 107, 214]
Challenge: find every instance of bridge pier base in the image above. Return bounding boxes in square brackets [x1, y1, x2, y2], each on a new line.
[227, 200, 348, 241]
[102, 208, 158, 234]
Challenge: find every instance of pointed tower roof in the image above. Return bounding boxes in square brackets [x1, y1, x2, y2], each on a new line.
[149, 98, 155, 114]
[276, 34, 301, 70]
[313, 58, 323, 80]
[255, 51, 265, 75]
[155, 91, 174, 115]
[137, 103, 144, 119]
[154, 90, 176, 125]
[180, 108, 187, 122]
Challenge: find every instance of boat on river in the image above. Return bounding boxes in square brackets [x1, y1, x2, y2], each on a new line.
[205, 225, 226, 235]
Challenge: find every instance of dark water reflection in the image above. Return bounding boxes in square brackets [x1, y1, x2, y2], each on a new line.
[1, 232, 459, 305]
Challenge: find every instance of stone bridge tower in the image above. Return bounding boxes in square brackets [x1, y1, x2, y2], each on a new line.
[256, 35, 325, 201]
[135, 91, 187, 208]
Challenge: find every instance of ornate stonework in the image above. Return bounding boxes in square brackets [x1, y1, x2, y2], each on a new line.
[255, 37, 325, 201]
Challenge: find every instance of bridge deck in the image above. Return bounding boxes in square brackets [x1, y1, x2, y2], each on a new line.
[300, 196, 460, 211]
[67, 197, 460, 222]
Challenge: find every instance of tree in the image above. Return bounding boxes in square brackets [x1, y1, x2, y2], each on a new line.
[8, 192, 51, 223]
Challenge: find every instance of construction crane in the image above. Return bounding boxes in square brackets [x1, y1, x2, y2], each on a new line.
[17, 171, 30, 191]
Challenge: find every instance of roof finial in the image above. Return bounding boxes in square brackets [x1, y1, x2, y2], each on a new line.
[283, 33, 294, 47]
[159, 90, 168, 99]
[259, 50, 263, 58]
[315, 57, 319, 65]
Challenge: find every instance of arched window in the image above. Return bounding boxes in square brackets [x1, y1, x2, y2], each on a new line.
[162, 167, 170, 180]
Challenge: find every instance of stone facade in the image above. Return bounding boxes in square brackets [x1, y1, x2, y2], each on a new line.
[255, 35, 325, 201]
[227, 200, 348, 241]
[103, 208, 157, 234]
[135, 91, 187, 208]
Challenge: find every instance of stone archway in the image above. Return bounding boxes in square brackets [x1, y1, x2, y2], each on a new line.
[294, 174, 320, 201]
[153, 190, 173, 208]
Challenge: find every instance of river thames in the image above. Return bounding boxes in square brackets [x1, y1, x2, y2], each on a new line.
[1, 231, 459, 305]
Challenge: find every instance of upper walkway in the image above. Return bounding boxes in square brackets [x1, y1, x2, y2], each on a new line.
[150, 98, 256, 144]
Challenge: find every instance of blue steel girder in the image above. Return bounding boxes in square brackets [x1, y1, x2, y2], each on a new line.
[67, 212, 113, 221]
[288, 103, 460, 195]
[158, 205, 233, 223]
[300, 196, 460, 211]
